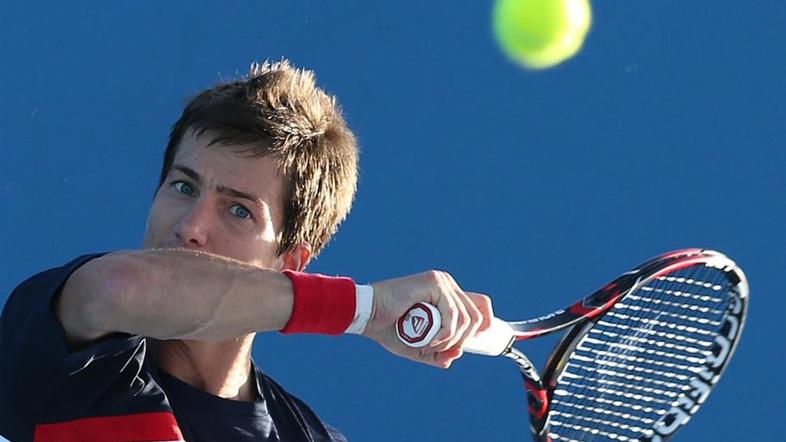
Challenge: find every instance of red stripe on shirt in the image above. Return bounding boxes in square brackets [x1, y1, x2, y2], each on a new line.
[34, 411, 184, 442]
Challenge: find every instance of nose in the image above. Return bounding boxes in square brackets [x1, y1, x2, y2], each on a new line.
[174, 197, 212, 249]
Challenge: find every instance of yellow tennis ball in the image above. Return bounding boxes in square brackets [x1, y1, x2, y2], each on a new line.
[493, 0, 592, 69]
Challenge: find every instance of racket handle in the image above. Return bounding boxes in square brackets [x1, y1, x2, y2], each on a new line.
[464, 317, 516, 356]
[396, 303, 515, 356]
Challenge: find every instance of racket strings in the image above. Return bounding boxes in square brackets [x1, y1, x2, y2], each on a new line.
[593, 263, 727, 439]
[547, 263, 733, 442]
[581, 336, 709, 364]
[558, 372, 682, 398]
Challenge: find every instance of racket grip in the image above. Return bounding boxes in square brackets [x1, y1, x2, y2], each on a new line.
[463, 317, 516, 356]
[396, 303, 515, 357]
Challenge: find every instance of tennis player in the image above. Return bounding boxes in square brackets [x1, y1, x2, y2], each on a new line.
[0, 60, 492, 441]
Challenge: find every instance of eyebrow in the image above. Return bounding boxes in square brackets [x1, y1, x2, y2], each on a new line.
[172, 165, 264, 209]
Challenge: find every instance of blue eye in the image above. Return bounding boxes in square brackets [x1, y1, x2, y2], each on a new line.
[231, 204, 253, 220]
[173, 181, 196, 196]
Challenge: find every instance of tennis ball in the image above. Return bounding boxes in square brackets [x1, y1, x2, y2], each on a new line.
[493, 0, 592, 69]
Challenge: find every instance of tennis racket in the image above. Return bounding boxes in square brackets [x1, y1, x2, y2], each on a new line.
[396, 249, 748, 441]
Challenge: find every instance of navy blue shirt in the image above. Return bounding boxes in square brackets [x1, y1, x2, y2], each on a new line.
[0, 254, 347, 442]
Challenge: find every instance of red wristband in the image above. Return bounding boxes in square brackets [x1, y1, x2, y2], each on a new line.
[280, 270, 356, 335]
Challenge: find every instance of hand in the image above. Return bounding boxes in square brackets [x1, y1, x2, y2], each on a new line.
[364, 270, 493, 368]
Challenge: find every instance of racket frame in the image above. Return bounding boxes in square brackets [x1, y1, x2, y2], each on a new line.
[500, 249, 748, 441]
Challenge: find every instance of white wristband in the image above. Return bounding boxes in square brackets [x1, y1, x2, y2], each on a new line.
[345, 284, 374, 334]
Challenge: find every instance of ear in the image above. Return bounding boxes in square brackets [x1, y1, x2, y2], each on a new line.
[278, 243, 312, 272]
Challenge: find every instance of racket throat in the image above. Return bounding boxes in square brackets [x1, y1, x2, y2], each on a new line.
[506, 348, 550, 439]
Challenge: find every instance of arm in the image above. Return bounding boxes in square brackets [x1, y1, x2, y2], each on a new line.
[57, 248, 492, 368]
[56, 248, 294, 345]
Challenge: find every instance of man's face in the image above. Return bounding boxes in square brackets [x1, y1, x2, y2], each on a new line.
[143, 129, 289, 269]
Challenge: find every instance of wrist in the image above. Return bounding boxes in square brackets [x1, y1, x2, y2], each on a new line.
[280, 271, 373, 335]
[346, 284, 373, 334]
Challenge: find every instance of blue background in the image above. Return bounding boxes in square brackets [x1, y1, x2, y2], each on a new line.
[1, 1, 783, 440]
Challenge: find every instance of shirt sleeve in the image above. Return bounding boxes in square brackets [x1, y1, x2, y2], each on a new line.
[0, 254, 145, 441]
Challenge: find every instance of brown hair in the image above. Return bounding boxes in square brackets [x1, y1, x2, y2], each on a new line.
[159, 60, 358, 256]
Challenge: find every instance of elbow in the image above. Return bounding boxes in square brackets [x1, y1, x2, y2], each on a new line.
[64, 252, 152, 336]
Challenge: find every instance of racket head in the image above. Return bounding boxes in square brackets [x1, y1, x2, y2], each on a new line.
[532, 251, 748, 441]
[509, 249, 712, 339]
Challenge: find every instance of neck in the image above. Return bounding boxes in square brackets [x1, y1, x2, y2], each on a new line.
[149, 335, 258, 401]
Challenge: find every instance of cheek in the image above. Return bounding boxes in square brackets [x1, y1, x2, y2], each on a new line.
[233, 227, 280, 266]
[240, 227, 278, 255]
[258, 221, 278, 243]
[143, 195, 176, 244]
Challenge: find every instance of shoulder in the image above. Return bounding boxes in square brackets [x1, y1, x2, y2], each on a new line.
[0, 252, 112, 363]
[0, 253, 151, 441]
[3, 253, 108, 313]
[1, 252, 111, 359]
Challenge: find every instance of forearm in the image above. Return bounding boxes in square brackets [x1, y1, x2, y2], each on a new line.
[61, 249, 294, 342]
[59, 249, 493, 370]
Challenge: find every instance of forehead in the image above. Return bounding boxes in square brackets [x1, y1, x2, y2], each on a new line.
[172, 129, 287, 209]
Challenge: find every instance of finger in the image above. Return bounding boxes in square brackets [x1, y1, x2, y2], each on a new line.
[415, 349, 456, 369]
[466, 292, 493, 333]
[388, 330, 445, 368]
[430, 272, 470, 352]
[457, 290, 484, 342]
[429, 297, 458, 350]
[392, 329, 462, 370]
[434, 347, 463, 369]
[442, 277, 482, 349]
[427, 272, 460, 351]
